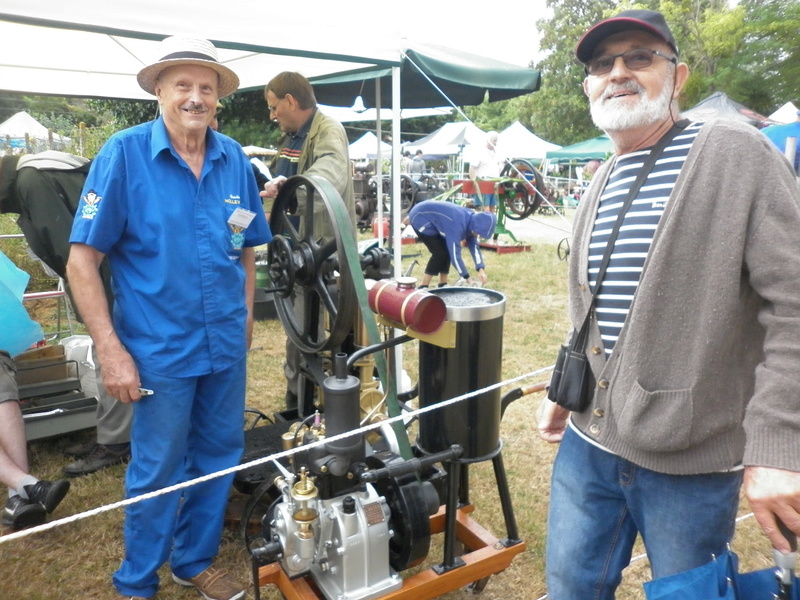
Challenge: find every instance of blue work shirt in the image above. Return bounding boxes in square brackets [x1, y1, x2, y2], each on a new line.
[70, 118, 272, 377]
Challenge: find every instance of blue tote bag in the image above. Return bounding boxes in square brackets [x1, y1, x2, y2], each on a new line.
[644, 549, 798, 600]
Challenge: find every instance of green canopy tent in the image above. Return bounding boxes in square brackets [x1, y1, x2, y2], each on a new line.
[546, 134, 614, 163]
[310, 42, 541, 109]
[545, 134, 614, 189]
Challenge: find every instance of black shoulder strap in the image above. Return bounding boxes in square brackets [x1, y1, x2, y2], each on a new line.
[575, 119, 689, 344]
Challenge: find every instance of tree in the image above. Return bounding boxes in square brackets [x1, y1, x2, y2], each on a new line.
[737, 0, 800, 112]
[526, 0, 616, 146]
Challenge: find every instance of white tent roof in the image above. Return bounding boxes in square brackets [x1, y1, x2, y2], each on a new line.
[0, 112, 67, 140]
[404, 122, 486, 159]
[0, 111, 70, 148]
[769, 102, 799, 125]
[496, 120, 560, 160]
[348, 131, 391, 160]
[0, 0, 403, 100]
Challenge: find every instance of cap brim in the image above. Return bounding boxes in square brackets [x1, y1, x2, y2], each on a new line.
[137, 59, 240, 98]
[576, 18, 671, 63]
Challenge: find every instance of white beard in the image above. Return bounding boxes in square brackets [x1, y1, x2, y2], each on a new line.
[590, 79, 674, 132]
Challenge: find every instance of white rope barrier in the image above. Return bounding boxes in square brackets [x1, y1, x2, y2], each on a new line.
[0, 365, 554, 545]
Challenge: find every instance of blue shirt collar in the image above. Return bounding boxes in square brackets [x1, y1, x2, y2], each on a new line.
[149, 116, 225, 163]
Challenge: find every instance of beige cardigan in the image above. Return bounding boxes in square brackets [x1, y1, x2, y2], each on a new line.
[568, 119, 800, 475]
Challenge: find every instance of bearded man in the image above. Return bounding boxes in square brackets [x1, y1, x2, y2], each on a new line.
[536, 10, 800, 598]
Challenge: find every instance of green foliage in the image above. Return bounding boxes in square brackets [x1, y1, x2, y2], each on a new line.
[86, 98, 158, 129]
[736, 0, 800, 112]
[523, 0, 615, 145]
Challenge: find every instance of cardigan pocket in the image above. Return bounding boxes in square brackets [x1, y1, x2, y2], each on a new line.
[613, 380, 695, 452]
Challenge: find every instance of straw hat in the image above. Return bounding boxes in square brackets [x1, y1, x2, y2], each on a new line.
[137, 36, 240, 98]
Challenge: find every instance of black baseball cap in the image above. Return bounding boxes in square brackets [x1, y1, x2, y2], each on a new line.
[576, 9, 679, 64]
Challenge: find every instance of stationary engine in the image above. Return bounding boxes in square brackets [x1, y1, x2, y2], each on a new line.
[250, 354, 443, 600]
[248, 174, 525, 600]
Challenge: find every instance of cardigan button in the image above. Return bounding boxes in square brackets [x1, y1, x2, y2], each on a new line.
[589, 424, 600, 435]
[598, 379, 609, 389]
[591, 346, 602, 355]
[579, 284, 587, 291]
[593, 408, 605, 418]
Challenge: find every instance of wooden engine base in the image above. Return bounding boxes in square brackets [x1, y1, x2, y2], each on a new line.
[256, 504, 526, 600]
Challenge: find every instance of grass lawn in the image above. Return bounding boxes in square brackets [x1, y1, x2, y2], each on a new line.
[0, 213, 781, 600]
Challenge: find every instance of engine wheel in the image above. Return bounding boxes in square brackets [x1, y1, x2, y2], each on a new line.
[366, 452, 433, 572]
[268, 175, 357, 353]
[499, 159, 545, 220]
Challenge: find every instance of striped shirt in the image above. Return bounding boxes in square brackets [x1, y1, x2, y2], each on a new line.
[273, 108, 316, 178]
[589, 121, 704, 355]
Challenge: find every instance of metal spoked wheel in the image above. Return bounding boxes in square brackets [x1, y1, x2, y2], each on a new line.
[499, 159, 546, 220]
[267, 174, 357, 354]
[400, 174, 418, 212]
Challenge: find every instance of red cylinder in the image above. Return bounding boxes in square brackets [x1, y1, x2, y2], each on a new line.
[368, 278, 447, 334]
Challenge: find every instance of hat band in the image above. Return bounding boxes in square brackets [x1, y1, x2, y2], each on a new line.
[159, 50, 218, 64]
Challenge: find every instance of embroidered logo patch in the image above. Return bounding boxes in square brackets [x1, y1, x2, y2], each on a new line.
[80, 190, 102, 219]
[229, 224, 244, 251]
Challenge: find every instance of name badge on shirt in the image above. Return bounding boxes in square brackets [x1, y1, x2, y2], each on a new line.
[228, 208, 256, 229]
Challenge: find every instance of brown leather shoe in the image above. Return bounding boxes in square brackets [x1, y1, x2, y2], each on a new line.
[172, 565, 244, 600]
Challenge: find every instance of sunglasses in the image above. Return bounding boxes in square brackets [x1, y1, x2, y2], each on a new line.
[585, 49, 677, 76]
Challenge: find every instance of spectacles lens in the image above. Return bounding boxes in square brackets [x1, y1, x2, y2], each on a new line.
[589, 56, 615, 75]
[588, 50, 655, 75]
[624, 50, 654, 70]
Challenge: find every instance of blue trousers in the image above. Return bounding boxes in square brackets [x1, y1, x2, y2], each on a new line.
[546, 426, 742, 600]
[113, 358, 246, 598]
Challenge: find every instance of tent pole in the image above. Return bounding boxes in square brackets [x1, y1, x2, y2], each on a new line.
[376, 81, 384, 249]
[391, 66, 405, 390]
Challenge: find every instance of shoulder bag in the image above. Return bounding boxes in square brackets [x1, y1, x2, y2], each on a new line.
[547, 120, 689, 412]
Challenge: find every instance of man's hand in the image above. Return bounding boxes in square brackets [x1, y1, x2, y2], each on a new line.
[260, 175, 287, 199]
[476, 268, 488, 285]
[537, 397, 569, 443]
[97, 343, 144, 404]
[744, 465, 800, 553]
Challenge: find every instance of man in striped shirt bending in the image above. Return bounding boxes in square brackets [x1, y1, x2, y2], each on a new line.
[537, 9, 800, 599]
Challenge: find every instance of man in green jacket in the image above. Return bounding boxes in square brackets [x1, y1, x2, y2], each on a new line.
[261, 72, 356, 411]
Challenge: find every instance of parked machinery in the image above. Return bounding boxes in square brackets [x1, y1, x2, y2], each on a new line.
[353, 163, 445, 233]
[247, 174, 525, 600]
[498, 158, 547, 219]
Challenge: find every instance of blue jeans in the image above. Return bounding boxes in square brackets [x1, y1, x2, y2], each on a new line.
[113, 358, 246, 598]
[546, 427, 742, 600]
[473, 193, 497, 208]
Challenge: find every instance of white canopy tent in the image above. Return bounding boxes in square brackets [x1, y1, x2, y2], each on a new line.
[404, 122, 486, 157]
[0, 111, 70, 150]
[495, 121, 560, 161]
[769, 102, 799, 125]
[0, 1, 403, 99]
[348, 131, 391, 160]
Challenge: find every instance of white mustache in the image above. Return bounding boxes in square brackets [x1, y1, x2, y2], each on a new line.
[602, 82, 643, 101]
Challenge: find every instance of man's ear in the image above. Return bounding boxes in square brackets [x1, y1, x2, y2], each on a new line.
[672, 62, 690, 99]
[582, 77, 590, 98]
